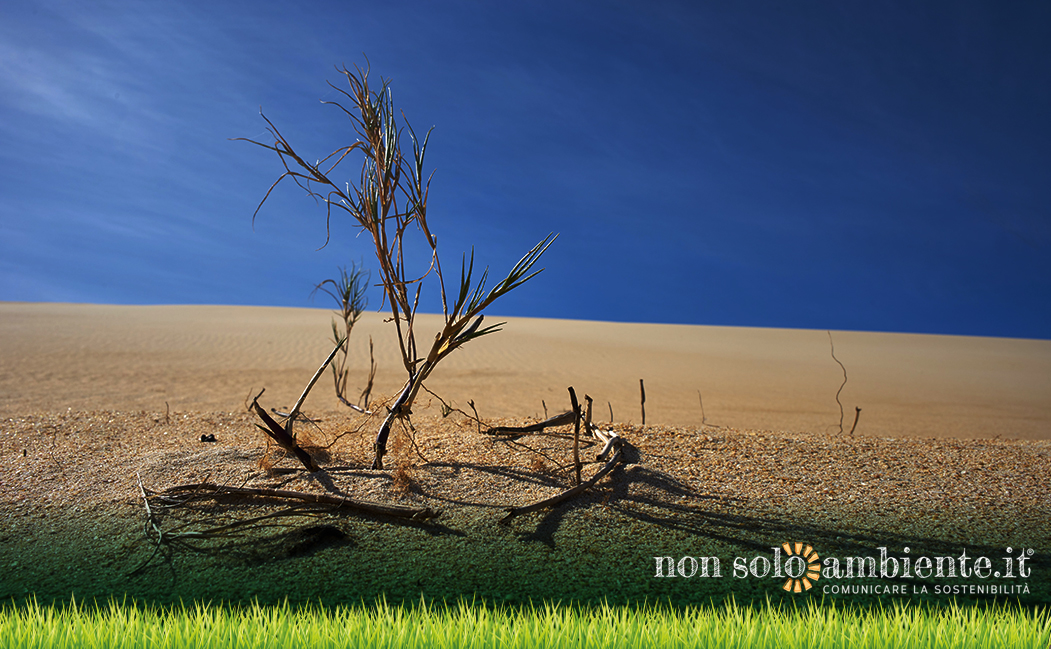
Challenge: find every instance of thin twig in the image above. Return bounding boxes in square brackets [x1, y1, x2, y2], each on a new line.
[400, 417, 431, 465]
[500, 436, 575, 474]
[286, 336, 346, 438]
[828, 331, 847, 435]
[421, 385, 485, 431]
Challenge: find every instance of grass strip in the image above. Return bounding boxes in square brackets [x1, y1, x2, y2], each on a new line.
[1, 596, 1048, 648]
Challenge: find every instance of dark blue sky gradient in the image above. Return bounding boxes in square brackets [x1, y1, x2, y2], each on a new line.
[1, 1, 1048, 338]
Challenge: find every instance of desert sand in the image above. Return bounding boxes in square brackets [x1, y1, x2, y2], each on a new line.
[1, 301, 1048, 439]
[1, 301, 1050, 606]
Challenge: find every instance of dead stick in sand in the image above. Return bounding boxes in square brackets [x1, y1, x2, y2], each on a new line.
[849, 406, 861, 436]
[251, 392, 320, 473]
[569, 387, 582, 486]
[640, 378, 646, 425]
[161, 483, 438, 520]
[286, 336, 346, 438]
[595, 431, 620, 461]
[499, 442, 624, 525]
[372, 369, 419, 469]
[484, 411, 576, 435]
[468, 400, 483, 435]
[249, 337, 347, 473]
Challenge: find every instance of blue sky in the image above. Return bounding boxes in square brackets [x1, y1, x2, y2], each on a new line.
[1, 1, 1049, 339]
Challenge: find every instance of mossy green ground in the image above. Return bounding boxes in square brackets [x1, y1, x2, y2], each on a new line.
[0, 489, 1046, 611]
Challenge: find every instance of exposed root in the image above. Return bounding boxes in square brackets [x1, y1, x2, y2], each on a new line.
[159, 482, 438, 519]
[129, 477, 438, 576]
[499, 433, 626, 525]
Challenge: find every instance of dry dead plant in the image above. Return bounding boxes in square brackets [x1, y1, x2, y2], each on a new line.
[313, 263, 375, 414]
[236, 59, 555, 470]
[222, 60, 624, 536]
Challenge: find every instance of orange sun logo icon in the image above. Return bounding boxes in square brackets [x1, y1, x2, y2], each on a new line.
[781, 542, 821, 593]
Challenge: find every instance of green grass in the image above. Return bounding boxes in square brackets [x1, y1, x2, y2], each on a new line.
[1, 597, 1048, 649]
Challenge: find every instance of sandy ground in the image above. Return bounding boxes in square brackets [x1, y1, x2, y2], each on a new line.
[1, 302, 1049, 439]
[1, 302, 1049, 607]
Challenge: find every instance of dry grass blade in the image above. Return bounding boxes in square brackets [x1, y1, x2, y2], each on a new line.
[313, 263, 372, 413]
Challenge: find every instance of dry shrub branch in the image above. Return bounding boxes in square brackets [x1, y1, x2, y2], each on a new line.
[235, 59, 556, 469]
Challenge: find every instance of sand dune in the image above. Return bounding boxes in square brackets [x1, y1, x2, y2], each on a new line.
[1, 302, 1048, 439]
